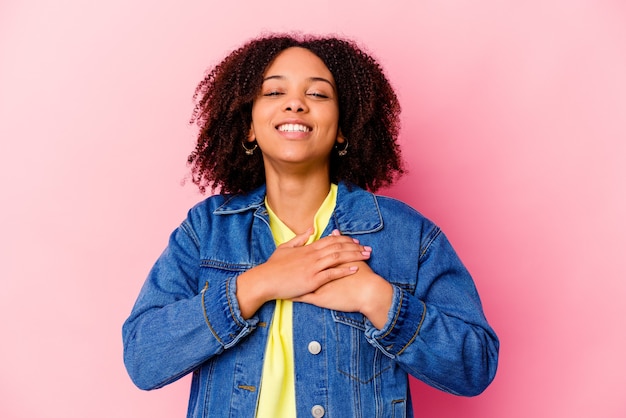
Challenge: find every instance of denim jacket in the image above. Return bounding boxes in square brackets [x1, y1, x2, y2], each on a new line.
[123, 182, 499, 418]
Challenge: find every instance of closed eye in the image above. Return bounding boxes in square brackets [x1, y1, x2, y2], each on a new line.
[263, 91, 283, 97]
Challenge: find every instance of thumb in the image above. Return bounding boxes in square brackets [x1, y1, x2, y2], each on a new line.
[283, 227, 313, 248]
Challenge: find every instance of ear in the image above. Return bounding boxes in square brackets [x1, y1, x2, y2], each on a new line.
[336, 130, 346, 144]
[247, 124, 256, 143]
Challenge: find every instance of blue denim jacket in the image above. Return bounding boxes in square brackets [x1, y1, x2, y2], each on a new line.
[123, 182, 499, 418]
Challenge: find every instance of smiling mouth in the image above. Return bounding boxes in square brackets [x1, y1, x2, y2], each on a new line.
[276, 123, 312, 133]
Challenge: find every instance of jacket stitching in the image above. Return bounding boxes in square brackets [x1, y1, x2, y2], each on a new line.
[378, 290, 403, 340]
[419, 226, 441, 260]
[225, 277, 244, 328]
[200, 259, 250, 271]
[337, 364, 393, 384]
[201, 281, 223, 345]
[397, 300, 427, 356]
[181, 220, 201, 249]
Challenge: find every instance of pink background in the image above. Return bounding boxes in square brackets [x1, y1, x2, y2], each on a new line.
[1, 1, 625, 417]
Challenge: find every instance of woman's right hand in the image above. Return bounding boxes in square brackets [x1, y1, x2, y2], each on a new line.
[236, 229, 371, 319]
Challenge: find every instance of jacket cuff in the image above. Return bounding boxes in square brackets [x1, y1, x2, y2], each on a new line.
[365, 285, 426, 358]
[201, 275, 258, 349]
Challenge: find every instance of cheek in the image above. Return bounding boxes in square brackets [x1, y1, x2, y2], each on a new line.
[330, 106, 340, 129]
[320, 106, 340, 129]
[251, 104, 274, 127]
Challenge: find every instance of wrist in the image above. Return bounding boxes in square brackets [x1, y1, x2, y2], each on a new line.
[360, 276, 393, 329]
[236, 268, 269, 319]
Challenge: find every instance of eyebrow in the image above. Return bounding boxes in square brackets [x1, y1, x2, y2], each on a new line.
[263, 75, 336, 90]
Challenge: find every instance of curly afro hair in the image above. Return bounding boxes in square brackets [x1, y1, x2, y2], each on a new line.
[188, 33, 404, 194]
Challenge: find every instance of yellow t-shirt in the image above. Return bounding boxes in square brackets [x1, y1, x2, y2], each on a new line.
[255, 184, 338, 418]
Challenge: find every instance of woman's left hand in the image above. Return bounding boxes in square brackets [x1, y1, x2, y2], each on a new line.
[291, 261, 393, 329]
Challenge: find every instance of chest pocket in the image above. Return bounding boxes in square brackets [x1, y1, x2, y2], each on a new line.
[331, 311, 392, 383]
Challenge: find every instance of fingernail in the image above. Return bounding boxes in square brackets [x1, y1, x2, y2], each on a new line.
[364, 246, 372, 252]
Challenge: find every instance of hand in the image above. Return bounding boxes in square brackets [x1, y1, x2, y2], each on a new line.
[236, 229, 372, 318]
[292, 261, 394, 329]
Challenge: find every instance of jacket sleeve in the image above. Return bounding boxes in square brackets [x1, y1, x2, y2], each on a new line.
[122, 213, 257, 391]
[364, 226, 499, 396]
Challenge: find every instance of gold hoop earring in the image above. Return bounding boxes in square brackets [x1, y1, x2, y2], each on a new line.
[242, 141, 258, 156]
[335, 139, 348, 156]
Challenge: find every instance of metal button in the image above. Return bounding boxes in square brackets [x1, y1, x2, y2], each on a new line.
[308, 340, 322, 355]
[311, 404, 325, 417]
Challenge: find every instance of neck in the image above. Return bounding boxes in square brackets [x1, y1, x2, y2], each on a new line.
[264, 172, 332, 235]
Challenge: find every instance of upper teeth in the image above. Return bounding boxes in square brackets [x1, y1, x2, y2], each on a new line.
[278, 124, 310, 132]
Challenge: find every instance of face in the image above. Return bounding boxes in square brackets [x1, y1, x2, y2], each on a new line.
[248, 47, 343, 173]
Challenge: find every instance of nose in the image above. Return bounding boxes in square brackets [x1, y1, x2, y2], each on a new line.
[283, 94, 308, 113]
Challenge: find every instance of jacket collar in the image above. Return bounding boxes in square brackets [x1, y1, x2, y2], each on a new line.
[214, 182, 383, 235]
[214, 185, 267, 214]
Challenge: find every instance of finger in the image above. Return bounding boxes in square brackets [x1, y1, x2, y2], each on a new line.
[293, 265, 360, 302]
[315, 264, 359, 286]
[314, 240, 372, 263]
[313, 234, 361, 251]
[282, 227, 314, 248]
[330, 229, 360, 244]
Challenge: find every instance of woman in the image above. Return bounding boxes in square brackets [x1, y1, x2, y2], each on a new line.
[123, 34, 499, 418]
